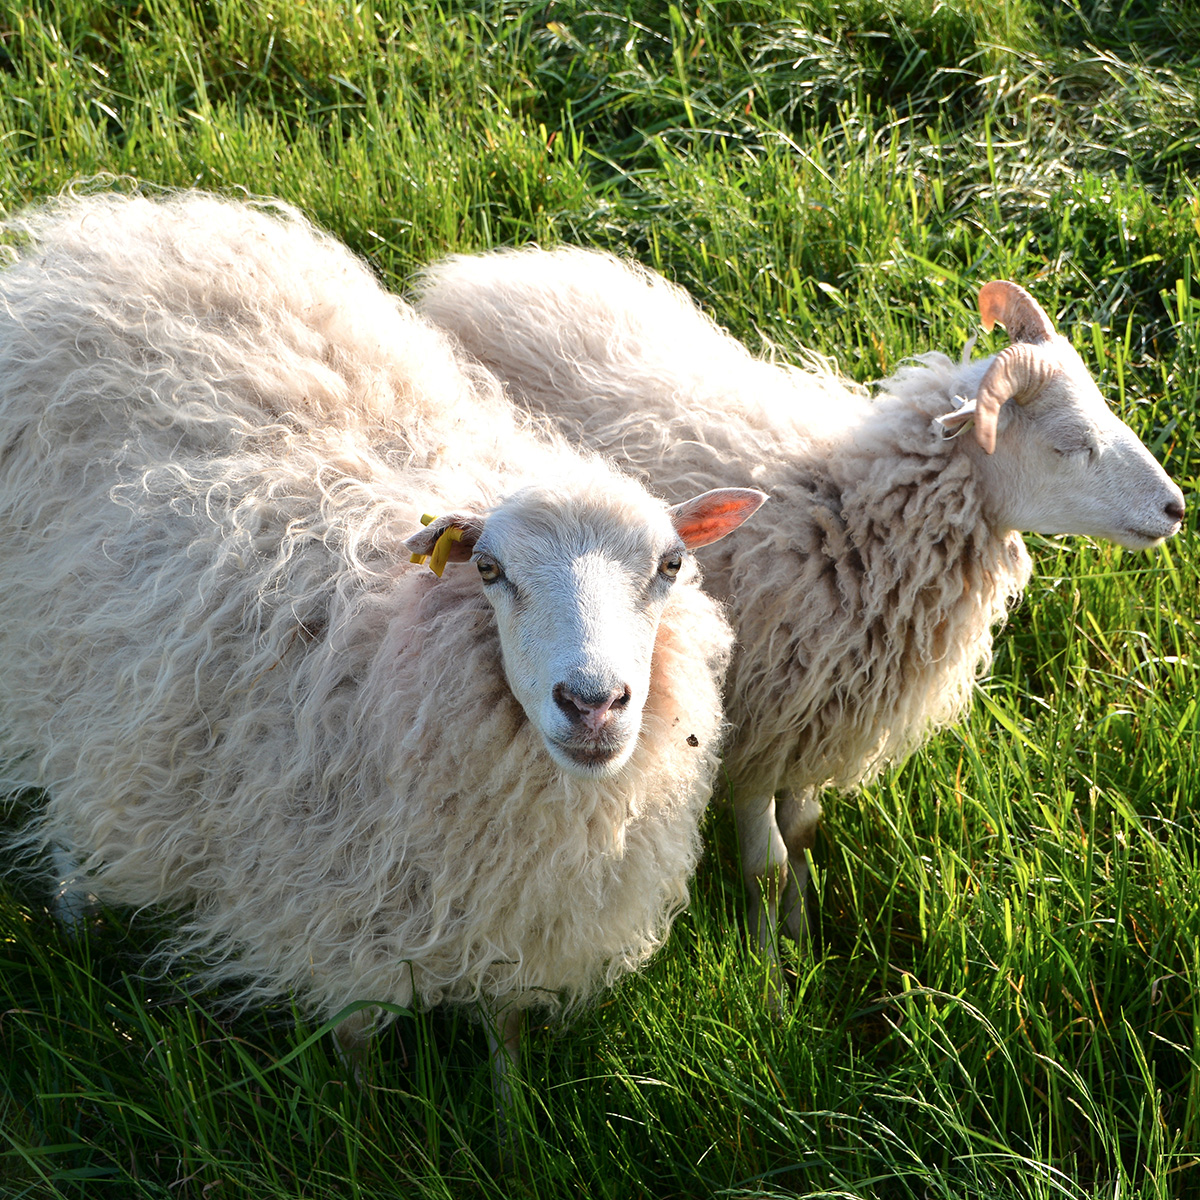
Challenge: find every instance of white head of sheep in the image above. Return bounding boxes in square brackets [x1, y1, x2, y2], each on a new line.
[936, 280, 1185, 548]
[405, 483, 765, 777]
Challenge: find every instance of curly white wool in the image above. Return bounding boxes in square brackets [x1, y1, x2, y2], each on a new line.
[0, 191, 736, 1037]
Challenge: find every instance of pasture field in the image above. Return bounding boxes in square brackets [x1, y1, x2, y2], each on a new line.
[1, 1, 1198, 1196]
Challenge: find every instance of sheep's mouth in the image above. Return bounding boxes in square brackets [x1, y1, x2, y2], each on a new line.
[548, 734, 634, 778]
[565, 743, 622, 767]
[1119, 522, 1179, 549]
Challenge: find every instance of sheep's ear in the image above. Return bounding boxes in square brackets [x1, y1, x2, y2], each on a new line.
[934, 398, 978, 440]
[404, 512, 484, 576]
[669, 488, 767, 549]
[978, 279, 1056, 344]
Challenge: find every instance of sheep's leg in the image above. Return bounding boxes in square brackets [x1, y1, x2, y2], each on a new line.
[487, 1006, 523, 1110]
[50, 844, 97, 934]
[734, 793, 790, 997]
[775, 788, 823, 942]
[333, 1006, 378, 1085]
[486, 1006, 524, 1162]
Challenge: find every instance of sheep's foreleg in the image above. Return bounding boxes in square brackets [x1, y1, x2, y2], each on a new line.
[775, 788, 823, 942]
[734, 793, 790, 1000]
[486, 1005, 524, 1153]
[50, 844, 98, 934]
[332, 1006, 379, 1085]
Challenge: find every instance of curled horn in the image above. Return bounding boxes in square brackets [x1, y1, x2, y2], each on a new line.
[971, 281, 1061, 454]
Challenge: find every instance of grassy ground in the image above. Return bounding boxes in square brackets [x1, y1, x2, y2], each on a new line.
[1, 1, 1198, 1196]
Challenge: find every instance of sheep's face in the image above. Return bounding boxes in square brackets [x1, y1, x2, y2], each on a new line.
[405, 482, 764, 780]
[477, 517, 682, 778]
[973, 342, 1185, 549]
[939, 281, 1184, 549]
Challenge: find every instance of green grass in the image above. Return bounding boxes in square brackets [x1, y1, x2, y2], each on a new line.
[1, 0, 1199, 1195]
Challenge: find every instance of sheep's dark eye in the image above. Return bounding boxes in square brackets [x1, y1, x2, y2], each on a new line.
[476, 555, 503, 584]
[1054, 443, 1097, 462]
[659, 554, 683, 579]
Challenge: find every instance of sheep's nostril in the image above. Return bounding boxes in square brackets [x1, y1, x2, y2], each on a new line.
[1166, 497, 1186, 523]
[553, 682, 580, 720]
[553, 683, 630, 731]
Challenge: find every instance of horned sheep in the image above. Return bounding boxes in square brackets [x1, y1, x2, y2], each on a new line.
[415, 246, 1186, 988]
[0, 191, 764, 1106]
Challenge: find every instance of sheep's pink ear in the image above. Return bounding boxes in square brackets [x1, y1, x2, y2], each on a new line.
[404, 512, 484, 576]
[669, 488, 767, 549]
[971, 280, 1060, 453]
[978, 279, 1056, 344]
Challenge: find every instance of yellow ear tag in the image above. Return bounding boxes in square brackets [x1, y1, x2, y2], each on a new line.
[409, 514, 464, 577]
[408, 513, 437, 568]
[428, 525, 463, 577]
[408, 511, 458, 576]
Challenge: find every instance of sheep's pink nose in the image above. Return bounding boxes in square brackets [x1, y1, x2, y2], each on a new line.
[553, 683, 632, 733]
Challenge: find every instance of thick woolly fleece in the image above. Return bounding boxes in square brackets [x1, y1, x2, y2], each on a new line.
[0, 192, 733, 1026]
[415, 247, 1032, 807]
